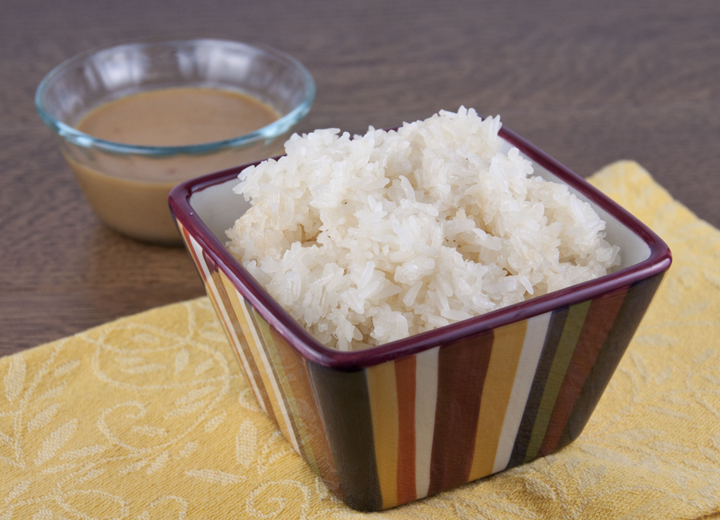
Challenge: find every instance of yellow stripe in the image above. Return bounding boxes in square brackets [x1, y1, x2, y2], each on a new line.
[366, 361, 399, 509]
[469, 320, 528, 480]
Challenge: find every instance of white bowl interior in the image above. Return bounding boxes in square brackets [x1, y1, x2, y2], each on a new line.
[190, 143, 651, 271]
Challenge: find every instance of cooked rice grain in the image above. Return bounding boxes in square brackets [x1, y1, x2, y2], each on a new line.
[226, 108, 620, 350]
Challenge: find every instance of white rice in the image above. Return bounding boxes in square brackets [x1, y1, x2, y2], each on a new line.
[225, 108, 620, 351]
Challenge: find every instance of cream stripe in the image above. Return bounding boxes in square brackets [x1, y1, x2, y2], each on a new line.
[414, 347, 439, 500]
[189, 238, 265, 412]
[469, 321, 528, 481]
[492, 312, 552, 472]
[237, 297, 301, 454]
[367, 362, 399, 509]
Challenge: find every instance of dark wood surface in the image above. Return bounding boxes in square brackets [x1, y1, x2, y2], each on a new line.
[1, 0, 719, 357]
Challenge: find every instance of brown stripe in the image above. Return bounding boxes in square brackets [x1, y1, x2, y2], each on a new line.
[539, 287, 628, 455]
[428, 332, 493, 496]
[307, 363, 382, 512]
[558, 274, 666, 449]
[395, 355, 417, 505]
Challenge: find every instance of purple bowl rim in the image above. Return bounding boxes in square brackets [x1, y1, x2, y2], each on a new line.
[169, 124, 672, 370]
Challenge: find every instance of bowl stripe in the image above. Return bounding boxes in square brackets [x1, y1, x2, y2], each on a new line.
[180, 221, 343, 499]
[524, 301, 592, 462]
[558, 273, 666, 447]
[180, 224, 270, 418]
[428, 332, 493, 495]
[242, 304, 301, 454]
[492, 312, 552, 472]
[413, 347, 439, 499]
[229, 284, 287, 432]
[263, 324, 341, 495]
[308, 363, 382, 511]
[367, 360, 400, 508]
[468, 320, 528, 481]
[215, 264, 342, 494]
[251, 308, 317, 472]
[539, 286, 629, 455]
[395, 355, 417, 504]
[217, 277, 275, 419]
[508, 308, 570, 467]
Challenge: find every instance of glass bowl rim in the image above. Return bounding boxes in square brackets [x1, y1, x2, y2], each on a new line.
[34, 38, 316, 157]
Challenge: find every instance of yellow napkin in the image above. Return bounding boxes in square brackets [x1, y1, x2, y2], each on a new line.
[2, 161, 719, 520]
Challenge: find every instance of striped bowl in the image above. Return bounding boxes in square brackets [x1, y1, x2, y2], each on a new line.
[168, 126, 671, 511]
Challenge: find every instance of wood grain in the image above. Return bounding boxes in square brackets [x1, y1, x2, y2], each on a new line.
[1, 0, 719, 356]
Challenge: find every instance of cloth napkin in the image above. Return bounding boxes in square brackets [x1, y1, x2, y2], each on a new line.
[2, 161, 719, 520]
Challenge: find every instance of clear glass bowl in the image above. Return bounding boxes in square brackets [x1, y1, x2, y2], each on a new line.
[35, 39, 315, 244]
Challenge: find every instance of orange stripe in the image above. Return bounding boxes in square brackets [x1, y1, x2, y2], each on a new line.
[395, 356, 417, 505]
[468, 320, 527, 480]
[367, 361, 399, 509]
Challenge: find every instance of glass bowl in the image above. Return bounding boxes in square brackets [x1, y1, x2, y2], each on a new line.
[35, 39, 315, 245]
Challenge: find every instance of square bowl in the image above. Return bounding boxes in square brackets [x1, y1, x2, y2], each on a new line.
[168, 125, 671, 511]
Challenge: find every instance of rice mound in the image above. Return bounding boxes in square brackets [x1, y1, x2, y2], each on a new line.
[225, 107, 620, 351]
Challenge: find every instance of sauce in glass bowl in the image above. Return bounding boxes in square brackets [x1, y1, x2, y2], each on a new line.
[36, 39, 315, 244]
[64, 88, 283, 243]
[77, 87, 279, 150]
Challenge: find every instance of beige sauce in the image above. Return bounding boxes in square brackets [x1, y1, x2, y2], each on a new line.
[76, 87, 280, 147]
[67, 87, 283, 244]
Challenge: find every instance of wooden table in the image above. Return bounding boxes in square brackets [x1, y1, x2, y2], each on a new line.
[2, 0, 719, 357]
